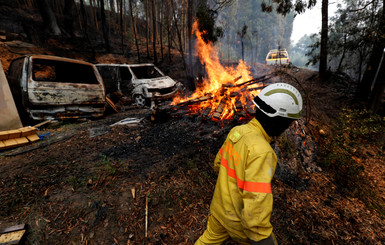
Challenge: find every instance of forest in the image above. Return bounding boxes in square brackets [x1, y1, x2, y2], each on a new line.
[0, 0, 384, 244]
[0, 0, 383, 112]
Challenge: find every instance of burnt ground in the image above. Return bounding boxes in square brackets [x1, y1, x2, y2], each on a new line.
[1, 61, 385, 245]
[0, 31, 385, 245]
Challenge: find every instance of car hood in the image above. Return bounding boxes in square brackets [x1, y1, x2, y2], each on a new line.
[134, 76, 176, 89]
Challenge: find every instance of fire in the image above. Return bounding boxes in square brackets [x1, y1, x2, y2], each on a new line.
[172, 20, 263, 121]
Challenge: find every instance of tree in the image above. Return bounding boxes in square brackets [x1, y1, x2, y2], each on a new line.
[145, 0, 150, 58]
[36, 0, 61, 36]
[129, 0, 140, 62]
[187, 0, 194, 79]
[289, 34, 317, 68]
[237, 23, 248, 62]
[151, 0, 158, 63]
[196, 4, 223, 44]
[319, 0, 329, 80]
[171, 0, 186, 70]
[63, 0, 76, 37]
[368, 48, 385, 113]
[359, 0, 385, 108]
[99, 0, 111, 52]
[166, 0, 173, 62]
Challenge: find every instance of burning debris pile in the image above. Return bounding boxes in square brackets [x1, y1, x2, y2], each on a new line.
[155, 74, 273, 124]
[155, 20, 275, 125]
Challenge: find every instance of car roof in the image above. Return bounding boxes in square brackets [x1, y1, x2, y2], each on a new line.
[95, 63, 156, 67]
[268, 49, 287, 53]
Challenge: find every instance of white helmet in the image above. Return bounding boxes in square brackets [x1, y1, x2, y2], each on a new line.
[253, 83, 303, 119]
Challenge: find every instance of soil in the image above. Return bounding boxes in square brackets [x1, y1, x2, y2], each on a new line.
[1, 7, 385, 245]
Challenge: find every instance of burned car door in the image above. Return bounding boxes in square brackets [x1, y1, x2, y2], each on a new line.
[118, 66, 133, 95]
[97, 65, 120, 95]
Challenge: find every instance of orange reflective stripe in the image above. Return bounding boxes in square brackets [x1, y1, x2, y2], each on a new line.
[220, 156, 272, 194]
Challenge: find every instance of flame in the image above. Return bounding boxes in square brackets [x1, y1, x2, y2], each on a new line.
[172, 20, 263, 121]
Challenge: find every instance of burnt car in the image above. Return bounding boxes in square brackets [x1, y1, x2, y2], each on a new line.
[96, 63, 181, 107]
[7, 55, 106, 121]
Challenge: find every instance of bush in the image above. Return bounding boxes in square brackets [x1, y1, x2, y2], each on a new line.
[320, 109, 385, 214]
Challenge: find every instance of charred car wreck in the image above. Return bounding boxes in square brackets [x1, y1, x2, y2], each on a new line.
[96, 63, 181, 107]
[7, 55, 106, 121]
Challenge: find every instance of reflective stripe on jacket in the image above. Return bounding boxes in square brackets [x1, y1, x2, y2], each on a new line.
[210, 118, 277, 242]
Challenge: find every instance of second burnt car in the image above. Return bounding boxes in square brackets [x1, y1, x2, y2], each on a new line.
[96, 63, 181, 107]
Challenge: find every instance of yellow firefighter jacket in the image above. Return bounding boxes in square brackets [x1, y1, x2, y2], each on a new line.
[210, 118, 277, 242]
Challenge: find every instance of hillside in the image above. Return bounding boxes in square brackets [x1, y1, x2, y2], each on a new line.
[1, 4, 385, 245]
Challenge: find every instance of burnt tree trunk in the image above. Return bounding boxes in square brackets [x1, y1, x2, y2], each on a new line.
[319, 0, 328, 81]
[99, 0, 111, 52]
[368, 49, 385, 113]
[152, 0, 158, 63]
[159, 0, 164, 62]
[167, 0, 172, 62]
[79, 0, 96, 60]
[129, 0, 141, 62]
[146, 0, 150, 58]
[120, 0, 125, 52]
[337, 34, 347, 73]
[36, 0, 61, 36]
[358, 0, 385, 103]
[63, 0, 76, 37]
[171, 0, 187, 80]
[187, 0, 194, 79]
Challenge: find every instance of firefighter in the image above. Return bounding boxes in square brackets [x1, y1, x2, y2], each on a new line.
[195, 83, 303, 245]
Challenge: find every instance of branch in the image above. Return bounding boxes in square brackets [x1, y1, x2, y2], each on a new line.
[212, 0, 234, 11]
[348, 0, 375, 12]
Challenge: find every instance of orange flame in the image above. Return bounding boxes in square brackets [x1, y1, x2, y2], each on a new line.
[172, 20, 262, 120]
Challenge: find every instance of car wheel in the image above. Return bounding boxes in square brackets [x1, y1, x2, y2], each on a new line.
[134, 94, 146, 107]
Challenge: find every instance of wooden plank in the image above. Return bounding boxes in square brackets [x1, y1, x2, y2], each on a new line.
[0, 224, 25, 233]
[176, 95, 212, 106]
[14, 137, 29, 145]
[106, 96, 119, 113]
[235, 101, 243, 110]
[2, 138, 18, 148]
[1, 137, 31, 150]
[0, 141, 5, 148]
[33, 120, 52, 129]
[20, 127, 37, 137]
[0, 131, 8, 140]
[245, 103, 255, 116]
[5, 133, 74, 157]
[202, 107, 212, 118]
[0, 229, 26, 244]
[27, 134, 40, 143]
[6, 129, 21, 139]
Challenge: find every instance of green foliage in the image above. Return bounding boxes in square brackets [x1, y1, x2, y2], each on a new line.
[65, 176, 83, 189]
[98, 154, 118, 175]
[186, 159, 197, 169]
[196, 4, 223, 44]
[289, 34, 318, 69]
[261, 0, 317, 16]
[315, 0, 383, 81]
[321, 108, 385, 215]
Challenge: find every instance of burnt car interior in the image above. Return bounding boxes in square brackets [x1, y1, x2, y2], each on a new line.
[119, 67, 133, 94]
[97, 66, 120, 93]
[130, 65, 162, 79]
[32, 59, 99, 84]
